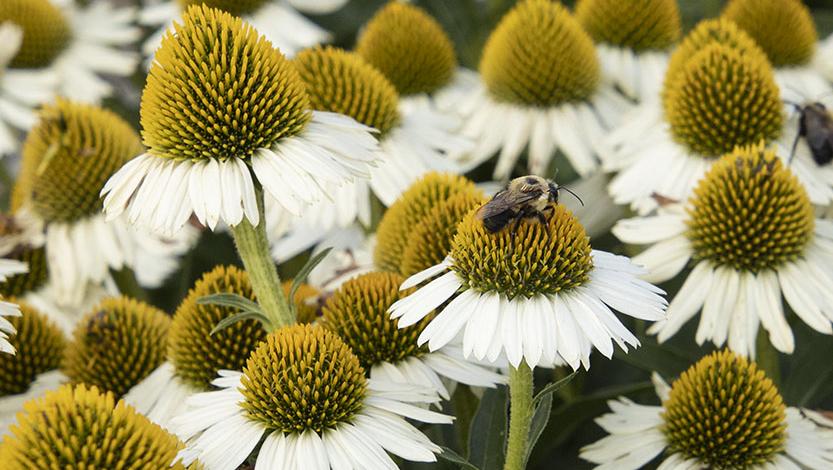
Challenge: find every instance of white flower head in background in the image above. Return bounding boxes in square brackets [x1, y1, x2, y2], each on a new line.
[581, 350, 833, 469]
[139, 0, 345, 63]
[605, 19, 796, 215]
[322, 272, 505, 399]
[0, 22, 55, 156]
[173, 324, 451, 469]
[454, 0, 631, 180]
[389, 177, 668, 370]
[10, 100, 187, 309]
[0, 0, 139, 105]
[102, 6, 379, 237]
[574, 0, 682, 103]
[614, 144, 833, 357]
[721, 0, 832, 103]
[0, 300, 66, 434]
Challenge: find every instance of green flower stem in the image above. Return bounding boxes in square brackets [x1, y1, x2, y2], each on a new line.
[230, 188, 293, 330]
[504, 361, 534, 470]
[110, 267, 147, 302]
[756, 328, 781, 387]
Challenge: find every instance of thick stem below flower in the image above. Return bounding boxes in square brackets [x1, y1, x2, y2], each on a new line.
[504, 361, 534, 470]
[230, 190, 294, 330]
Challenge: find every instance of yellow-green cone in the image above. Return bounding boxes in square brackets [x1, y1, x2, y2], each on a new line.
[451, 204, 593, 299]
[142, 5, 310, 163]
[0, 215, 47, 297]
[480, 0, 600, 107]
[662, 350, 786, 468]
[723, 0, 817, 67]
[374, 172, 481, 273]
[686, 143, 814, 273]
[293, 46, 400, 136]
[0, 384, 203, 469]
[0, 0, 72, 68]
[575, 0, 681, 52]
[356, 2, 456, 96]
[0, 300, 65, 397]
[168, 265, 266, 389]
[177, 0, 268, 17]
[240, 324, 367, 433]
[12, 100, 143, 223]
[62, 297, 171, 397]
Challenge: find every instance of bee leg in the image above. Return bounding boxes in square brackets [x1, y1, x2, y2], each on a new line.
[789, 130, 801, 165]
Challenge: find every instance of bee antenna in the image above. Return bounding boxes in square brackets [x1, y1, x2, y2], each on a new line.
[560, 186, 584, 206]
[782, 99, 801, 111]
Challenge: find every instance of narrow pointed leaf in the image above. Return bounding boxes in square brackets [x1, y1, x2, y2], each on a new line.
[210, 310, 271, 336]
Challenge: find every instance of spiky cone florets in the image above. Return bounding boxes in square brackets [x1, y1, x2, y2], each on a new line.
[663, 42, 783, 158]
[281, 280, 320, 324]
[0, 216, 47, 298]
[374, 172, 481, 273]
[664, 18, 770, 91]
[355, 2, 456, 96]
[480, 0, 600, 107]
[686, 143, 814, 273]
[662, 350, 786, 468]
[322, 272, 431, 371]
[293, 46, 400, 137]
[168, 265, 266, 389]
[0, 300, 65, 396]
[239, 324, 368, 434]
[0, 0, 72, 69]
[0, 384, 203, 469]
[723, 0, 817, 67]
[450, 203, 593, 299]
[62, 297, 170, 397]
[176, 0, 269, 17]
[11, 100, 142, 223]
[575, 0, 681, 52]
[141, 5, 311, 163]
[399, 190, 486, 277]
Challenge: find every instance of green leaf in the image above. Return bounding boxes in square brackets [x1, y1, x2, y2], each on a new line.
[468, 386, 507, 470]
[288, 247, 332, 314]
[450, 385, 480, 452]
[614, 340, 698, 379]
[525, 393, 553, 467]
[197, 293, 262, 314]
[210, 310, 271, 336]
[533, 370, 579, 405]
[438, 446, 480, 470]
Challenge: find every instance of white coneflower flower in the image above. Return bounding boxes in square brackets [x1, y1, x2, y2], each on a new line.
[581, 350, 833, 469]
[613, 144, 833, 356]
[10, 100, 187, 308]
[389, 181, 667, 371]
[354, 2, 477, 162]
[574, 0, 681, 103]
[816, 33, 833, 83]
[605, 19, 795, 214]
[126, 265, 320, 426]
[172, 324, 451, 469]
[102, 6, 378, 237]
[0, 258, 27, 354]
[139, 0, 343, 63]
[722, 0, 831, 103]
[0, 23, 55, 156]
[291, 46, 465, 211]
[455, 0, 631, 179]
[322, 272, 504, 398]
[2, 384, 203, 469]
[0, 299, 67, 434]
[0, 0, 139, 104]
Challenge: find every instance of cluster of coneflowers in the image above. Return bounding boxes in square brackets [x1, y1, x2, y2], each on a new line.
[0, 0, 832, 469]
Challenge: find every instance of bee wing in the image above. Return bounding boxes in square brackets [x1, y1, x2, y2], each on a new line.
[476, 189, 540, 219]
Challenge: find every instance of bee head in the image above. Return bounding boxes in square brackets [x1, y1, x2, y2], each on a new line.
[547, 181, 560, 203]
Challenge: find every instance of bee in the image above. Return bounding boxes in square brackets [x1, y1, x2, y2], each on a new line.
[787, 101, 833, 166]
[476, 175, 583, 235]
